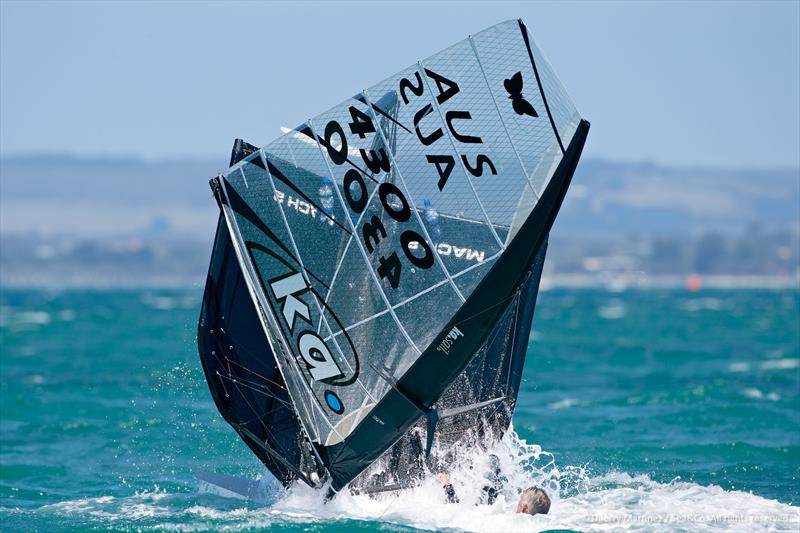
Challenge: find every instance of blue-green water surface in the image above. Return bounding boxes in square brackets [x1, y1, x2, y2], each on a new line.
[1, 288, 798, 531]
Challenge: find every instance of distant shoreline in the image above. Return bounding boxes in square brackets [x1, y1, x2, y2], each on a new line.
[1, 275, 797, 291]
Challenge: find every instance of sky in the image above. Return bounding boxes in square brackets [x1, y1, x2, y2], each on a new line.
[1, 0, 799, 169]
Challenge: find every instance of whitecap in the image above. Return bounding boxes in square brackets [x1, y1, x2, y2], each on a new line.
[31, 431, 800, 532]
[547, 398, 583, 410]
[16, 311, 51, 325]
[743, 388, 764, 399]
[597, 302, 626, 320]
[760, 359, 799, 371]
[742, 388, 780, 402]
[141, 294, 177, 310]
[57, 309, 77, 321]
[728, 362, 751, 373]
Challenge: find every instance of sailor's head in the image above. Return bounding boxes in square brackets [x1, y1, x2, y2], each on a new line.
[423, 198, 432, 208]
[516, 486, 550, 516]
[322, 175, 331, 184]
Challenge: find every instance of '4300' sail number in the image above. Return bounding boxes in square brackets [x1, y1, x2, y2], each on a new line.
[322, 110, 434, 289]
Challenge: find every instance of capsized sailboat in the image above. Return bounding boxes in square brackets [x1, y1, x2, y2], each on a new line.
[197, 18, 589, 497]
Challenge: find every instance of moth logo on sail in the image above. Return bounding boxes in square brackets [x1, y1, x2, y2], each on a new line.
[436, 326, 464, 356]
[504, 72, 538, 117]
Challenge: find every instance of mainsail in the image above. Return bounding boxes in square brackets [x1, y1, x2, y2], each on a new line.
[197, 19, 588, 494]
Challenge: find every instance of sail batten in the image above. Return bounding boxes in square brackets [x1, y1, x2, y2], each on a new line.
[468, 35, 540, 201]
[215, 174, 342, 446]
[362, 88, 468, 303]
[257, 151, 382, 409]
[416, 60, 506, 249]
[306, 116, 424, 356]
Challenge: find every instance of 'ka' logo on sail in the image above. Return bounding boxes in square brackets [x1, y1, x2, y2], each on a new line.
[270, 272, 345, 383]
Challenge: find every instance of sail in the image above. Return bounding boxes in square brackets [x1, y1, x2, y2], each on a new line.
[352, 240, 549, 491]
[198, 140, 325, 487]
[202, 18, 589, 493]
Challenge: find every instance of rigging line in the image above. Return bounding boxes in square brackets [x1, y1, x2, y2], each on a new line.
[220, 375, 295, 409]
[362, 89, 466, 304]
[260, 151, 379, 405]
[217, 175, 335, 442]
[468, 36, 541, 200]
[222, 376, 289, 410]
[203, 333, 233, 376]
[416, 61, 505, 250]
[314, 169, 382, 336]
[320, 251, 503, 343]
[307, 117, 423, 356]
[370, 101, 412, 134]
[218, 368, 290, 401]
[224, 355, 287, 391]
[518, 19, 565, 154]
[215, 327, 280, 373]
[216, 327, 291, 387]
[202, 288, 270, 388]
[229, 370, 292, 455]
[294, 126, 380, 185]
[504, 292, 523, 397]
[216, 371, 230, 398]
[283, 135, 299, 168]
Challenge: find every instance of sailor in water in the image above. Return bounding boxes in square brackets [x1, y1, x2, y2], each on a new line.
[434, 455, 551, 516]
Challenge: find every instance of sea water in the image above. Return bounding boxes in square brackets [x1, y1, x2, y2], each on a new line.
[0, 288, 798, 532]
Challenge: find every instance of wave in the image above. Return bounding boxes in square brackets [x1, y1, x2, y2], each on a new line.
[23, 429, 799, 532]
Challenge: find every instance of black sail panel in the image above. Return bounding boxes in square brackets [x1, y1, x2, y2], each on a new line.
[441, 239, 549, 438]
[197, 141, 322, 487]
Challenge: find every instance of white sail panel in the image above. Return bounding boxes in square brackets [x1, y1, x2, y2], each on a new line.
[523, 32, 582, 151]
[216, 19, 584, 450]
[471, 20, 568, 195]
[420, 39, 538, 234]
[365, 66, 506, 268]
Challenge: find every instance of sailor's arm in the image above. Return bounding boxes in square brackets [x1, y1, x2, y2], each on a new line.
[435, 473, 459, 503]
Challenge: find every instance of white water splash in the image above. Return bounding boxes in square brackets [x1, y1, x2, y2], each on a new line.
[33, 429, 800, 532]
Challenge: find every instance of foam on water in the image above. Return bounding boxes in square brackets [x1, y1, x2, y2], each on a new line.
[29, 429, 799, 532]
